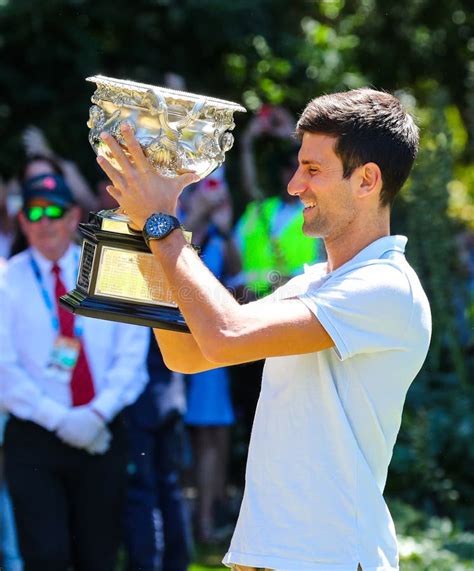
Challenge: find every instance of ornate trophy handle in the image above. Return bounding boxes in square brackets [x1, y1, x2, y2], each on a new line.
[144, 90, 180, 142]
[144, 90, 206, 137]
[142, 91, 208, 174]
[174, 98, 206, 131]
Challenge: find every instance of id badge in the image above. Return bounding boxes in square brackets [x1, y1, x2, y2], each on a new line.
[44, 335, 81, 384]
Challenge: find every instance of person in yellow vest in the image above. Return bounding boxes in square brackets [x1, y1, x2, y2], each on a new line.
[235, 105, 324, 298]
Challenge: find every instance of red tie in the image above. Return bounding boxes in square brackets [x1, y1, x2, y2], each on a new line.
[52, 263, 95, 406]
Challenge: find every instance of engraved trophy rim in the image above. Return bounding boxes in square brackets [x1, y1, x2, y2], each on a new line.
[86, 74, 247, 113]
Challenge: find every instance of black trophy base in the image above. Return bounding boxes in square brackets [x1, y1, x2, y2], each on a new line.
[60, 289, 189, 332]
[60, 210, 190, 333]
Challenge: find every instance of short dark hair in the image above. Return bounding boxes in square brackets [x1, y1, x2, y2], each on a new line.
[296, 88, 419, 207]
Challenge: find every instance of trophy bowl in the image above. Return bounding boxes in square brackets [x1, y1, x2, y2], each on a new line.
[60, 76, 245, 331]
[86, 74, 246, 179]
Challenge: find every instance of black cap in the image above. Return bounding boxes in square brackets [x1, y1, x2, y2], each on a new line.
[22, 174, 75, 208]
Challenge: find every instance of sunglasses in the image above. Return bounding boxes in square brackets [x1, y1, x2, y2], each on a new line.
[24, 204, 68, 223]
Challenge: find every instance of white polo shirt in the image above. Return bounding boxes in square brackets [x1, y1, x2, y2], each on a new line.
[223, 235, 431, 571]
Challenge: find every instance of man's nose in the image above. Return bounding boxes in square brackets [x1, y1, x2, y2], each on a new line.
[37, 216, 53, 227]
[287, 169, 305, 197]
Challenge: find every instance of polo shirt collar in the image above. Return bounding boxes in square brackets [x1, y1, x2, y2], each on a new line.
[305, 235, 408, 280]
[344, 234, 407, 266]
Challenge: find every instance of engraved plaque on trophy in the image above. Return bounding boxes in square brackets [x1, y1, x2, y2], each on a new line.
[60, 76, 245, 330]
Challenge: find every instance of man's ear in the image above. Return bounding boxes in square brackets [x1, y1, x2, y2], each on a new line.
[356, 162, 382, 199]
[67, 205, 81, 229]
[18, 210, 28, 234]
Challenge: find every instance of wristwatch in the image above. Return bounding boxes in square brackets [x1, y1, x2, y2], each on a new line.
[142, 213, 181, 246]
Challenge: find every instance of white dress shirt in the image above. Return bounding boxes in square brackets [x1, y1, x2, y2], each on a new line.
[0, 244, 149, 430]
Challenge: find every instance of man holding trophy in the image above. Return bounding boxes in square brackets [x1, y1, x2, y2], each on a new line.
[95, 85, 431, 571]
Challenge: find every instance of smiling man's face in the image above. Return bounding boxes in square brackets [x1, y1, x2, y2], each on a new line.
[287, 132, 358, 240]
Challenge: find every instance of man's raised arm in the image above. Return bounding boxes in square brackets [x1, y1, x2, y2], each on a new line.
[97, 125, 334, 371]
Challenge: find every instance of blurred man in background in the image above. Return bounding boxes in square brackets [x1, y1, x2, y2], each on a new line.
[0, 173, 149, 571]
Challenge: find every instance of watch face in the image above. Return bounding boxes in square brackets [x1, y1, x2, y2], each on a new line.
[145, 214, 175, 239]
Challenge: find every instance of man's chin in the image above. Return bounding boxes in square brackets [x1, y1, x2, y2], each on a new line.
[302, 222, 324, 239]
[35, 242, 67, 261]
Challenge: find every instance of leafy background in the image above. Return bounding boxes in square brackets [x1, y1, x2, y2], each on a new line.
[1, 1, 473, 568]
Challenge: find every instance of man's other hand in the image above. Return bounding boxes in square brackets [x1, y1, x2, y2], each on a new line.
[56, 406, 105, 449]
[85, 427, 112, 455]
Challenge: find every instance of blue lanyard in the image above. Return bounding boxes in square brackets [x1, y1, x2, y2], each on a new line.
[30, 252, 82, 337]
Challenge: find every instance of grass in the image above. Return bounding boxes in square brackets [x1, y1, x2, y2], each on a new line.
[189, 566, 226, 571]
[189, 540, 228, 570]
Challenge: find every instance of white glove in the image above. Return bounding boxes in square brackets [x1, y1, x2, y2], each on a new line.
[56, 406, 105, 449]
[85, 427, 112, 455]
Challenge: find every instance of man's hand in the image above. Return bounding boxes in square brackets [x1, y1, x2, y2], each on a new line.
[56, 406, 105, 449]
[96, 124, 199, 229]
[85, 427, 112, 455]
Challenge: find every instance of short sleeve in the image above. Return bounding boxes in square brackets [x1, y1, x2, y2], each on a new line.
[298, 262, 413, 361]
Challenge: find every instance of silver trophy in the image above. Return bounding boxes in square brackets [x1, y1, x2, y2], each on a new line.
[60, 75, 246, 331]
[87, 75, 245, 178]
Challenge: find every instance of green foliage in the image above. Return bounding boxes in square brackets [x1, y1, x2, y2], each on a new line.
[390, 501, 474, 570]
[189, 566, 225, 571]
[401, 92, 467, 381]
[388, 380, 474, 523]
[387, 92, 474, 528]
[449, 164, 474, 229]
[340, 0, 474, 148]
